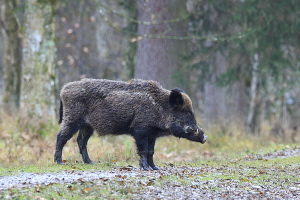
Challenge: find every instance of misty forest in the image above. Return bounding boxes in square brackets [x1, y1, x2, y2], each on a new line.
[1, 0, 299, 139]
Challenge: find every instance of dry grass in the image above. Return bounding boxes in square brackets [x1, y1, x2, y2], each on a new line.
[0, 111, 297, 167]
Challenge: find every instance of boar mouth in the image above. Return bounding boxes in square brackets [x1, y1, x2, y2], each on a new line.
[200, 134, 208, 144]
[195, 128, 207, 144]
[186, 129, 207, 144]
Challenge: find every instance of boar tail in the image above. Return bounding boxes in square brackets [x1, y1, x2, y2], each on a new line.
[58, 100, 63, 124]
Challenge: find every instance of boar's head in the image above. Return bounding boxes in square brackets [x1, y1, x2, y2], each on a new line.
[168, 88, 207, 144]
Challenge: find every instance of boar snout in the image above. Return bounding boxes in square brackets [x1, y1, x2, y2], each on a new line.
[200, 132, 208, 144]
[197, 126, 207, 144]
[178, 124, 207, 144]
[188, 126, 207, 144]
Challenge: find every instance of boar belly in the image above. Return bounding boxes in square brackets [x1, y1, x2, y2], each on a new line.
[88, 107, 135, 136]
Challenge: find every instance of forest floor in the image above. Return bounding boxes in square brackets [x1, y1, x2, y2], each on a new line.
[0, 146, 299, 199]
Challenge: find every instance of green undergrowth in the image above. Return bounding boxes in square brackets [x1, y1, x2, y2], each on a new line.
[0, 111, 299, 173]
[0, 144, 298, 176]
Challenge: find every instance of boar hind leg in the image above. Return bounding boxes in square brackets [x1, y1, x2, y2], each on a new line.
[54, 123, 81, 164]
[147, 138, 159, 170]
[77, 125, 94, 164]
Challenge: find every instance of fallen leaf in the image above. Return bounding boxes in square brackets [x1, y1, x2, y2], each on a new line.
[35, 186, 41, 192]
[147, 180, 155, 186]
[57, 192, 62, 196]
[119, 167, 133, 171]
[240, 178, 250, 182]
[83, 188, 92, 193]
[115, 175, 127, 179]
[67, 187, 76, 191]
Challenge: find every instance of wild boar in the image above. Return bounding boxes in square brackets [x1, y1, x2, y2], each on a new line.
[54, 79, 207, 170]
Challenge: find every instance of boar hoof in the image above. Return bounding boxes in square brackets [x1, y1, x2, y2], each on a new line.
[142, 166, 152, 171]
[141, 165, 160, 171]
[140, 164, 153, 171]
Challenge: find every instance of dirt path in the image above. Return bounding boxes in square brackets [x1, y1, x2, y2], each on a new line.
[0, 147, 299, 199]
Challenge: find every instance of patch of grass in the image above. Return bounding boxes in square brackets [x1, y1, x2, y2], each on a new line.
[0, 161, 138, 176]
[181, 154, 295, 191]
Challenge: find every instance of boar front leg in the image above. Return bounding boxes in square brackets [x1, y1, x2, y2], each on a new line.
[134, 131, 152, 170]
[147, 138, 159, 170]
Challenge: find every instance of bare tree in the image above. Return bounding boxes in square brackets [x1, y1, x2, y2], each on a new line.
[0, 0, 22, 111]
[20, 0, 57, 120]
[245, 53, 259, 134]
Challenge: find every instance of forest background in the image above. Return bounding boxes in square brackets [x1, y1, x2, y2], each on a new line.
[0, 0, 299, 165]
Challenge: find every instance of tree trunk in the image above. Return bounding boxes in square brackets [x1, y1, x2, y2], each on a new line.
[95, 1, 132, 80]
[56, 0, 132, 86]
[20, 0, 57, 121]
[203, 51, 245, 128]
[0, 3, 4, 107]
[245, 53, 259, 134]
[1, 0, 22, 111]
[135, 0, 188, 89]
[199, 2, 247, 129]
[0, 35, 3, 108]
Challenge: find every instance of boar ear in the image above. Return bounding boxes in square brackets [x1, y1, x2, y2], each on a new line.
[169, 88, 184, 109]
